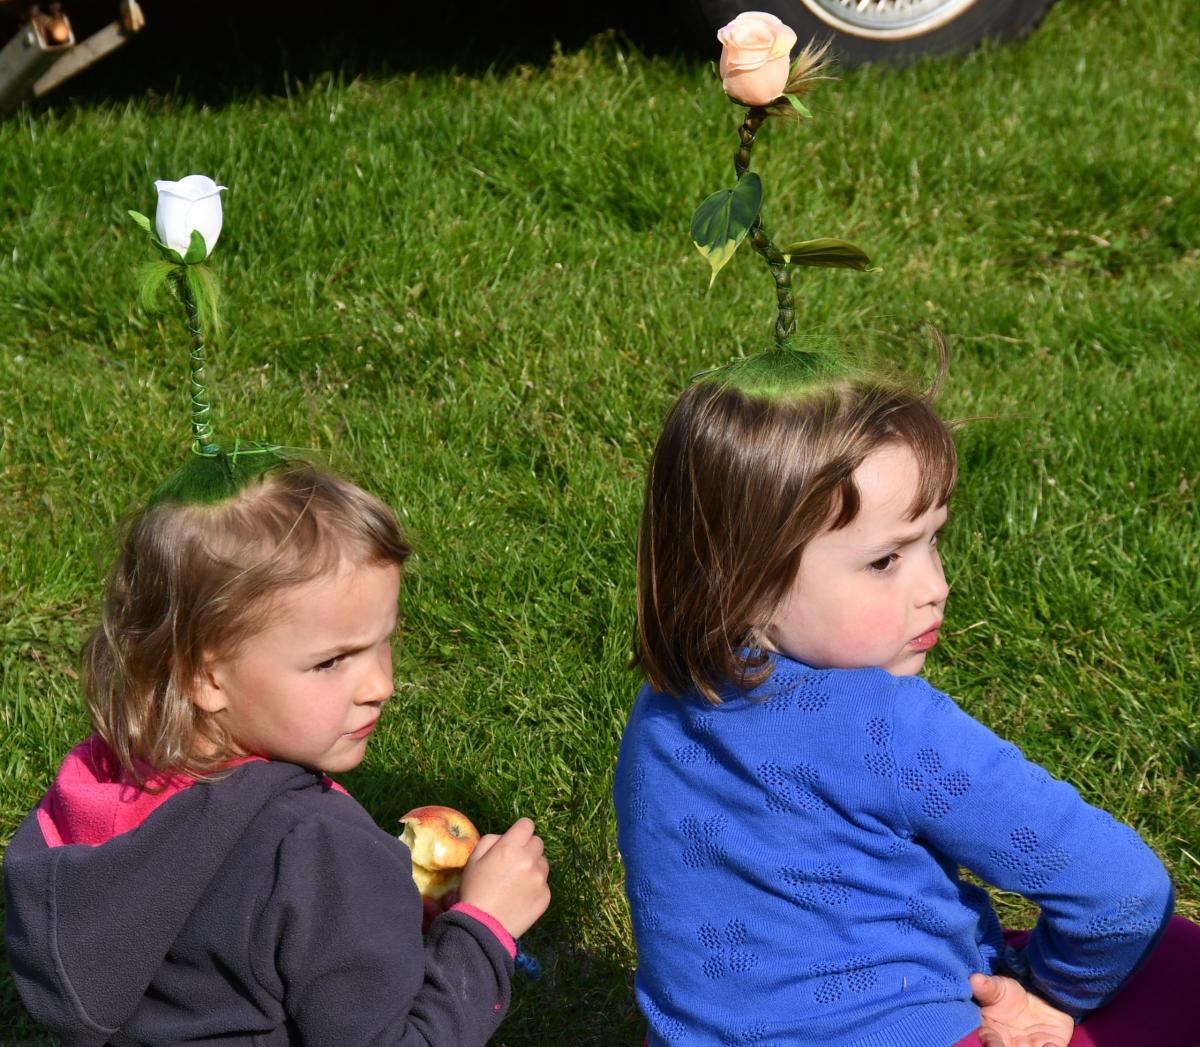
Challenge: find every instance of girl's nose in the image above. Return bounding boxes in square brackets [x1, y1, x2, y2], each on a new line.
[921, 550, 950, 607]
[363, 645, 395, 704]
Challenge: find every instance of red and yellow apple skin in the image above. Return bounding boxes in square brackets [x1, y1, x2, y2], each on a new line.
[398, 805, 481, 902]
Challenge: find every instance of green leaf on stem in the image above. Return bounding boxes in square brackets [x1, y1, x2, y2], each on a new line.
[690, 172, 763, 287]
[130, 210, 182, 260]
[784, 94, 813, 119]
[780, 237, 876, 271]
[182, 229, 209, 265]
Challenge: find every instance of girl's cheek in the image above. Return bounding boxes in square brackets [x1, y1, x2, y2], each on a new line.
[843, 607, 904, 651]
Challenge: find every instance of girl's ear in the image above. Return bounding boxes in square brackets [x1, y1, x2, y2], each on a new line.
[192, 656, 228, 714]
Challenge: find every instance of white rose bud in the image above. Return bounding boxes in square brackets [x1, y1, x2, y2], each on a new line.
[154, 175, 227, 259]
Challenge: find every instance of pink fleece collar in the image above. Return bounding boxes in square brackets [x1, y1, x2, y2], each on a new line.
[36, 735, 348, 848]
[36, 736, 196, 848]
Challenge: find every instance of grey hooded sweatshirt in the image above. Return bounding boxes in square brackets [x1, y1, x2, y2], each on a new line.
[3, 738, 514, 1046]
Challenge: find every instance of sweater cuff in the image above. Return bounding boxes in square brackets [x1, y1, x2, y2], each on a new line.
[448, 902, 517, 958]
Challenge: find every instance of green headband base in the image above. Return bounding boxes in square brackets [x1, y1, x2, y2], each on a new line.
[149, 441, 291, 506]
[696, 345, 863, 398]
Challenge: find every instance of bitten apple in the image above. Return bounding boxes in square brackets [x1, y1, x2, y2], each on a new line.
[399, 805, 481, 901]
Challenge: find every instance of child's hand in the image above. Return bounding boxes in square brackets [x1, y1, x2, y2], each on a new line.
[457, 817, 551, 939]
[970, 973, 1074, 1047]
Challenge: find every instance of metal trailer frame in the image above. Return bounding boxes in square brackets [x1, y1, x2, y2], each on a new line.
[0, 0, 145, 115]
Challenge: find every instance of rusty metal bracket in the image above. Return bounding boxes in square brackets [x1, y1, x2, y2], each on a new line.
[34, 0, 144, 97]
[0, 5, 74, 113]
[0, 1, 146, 114]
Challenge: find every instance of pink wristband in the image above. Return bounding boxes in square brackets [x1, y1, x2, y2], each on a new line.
[448, 902, 517, 959]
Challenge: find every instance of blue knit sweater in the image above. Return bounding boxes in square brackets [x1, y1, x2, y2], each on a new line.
[613, 656, 1172, 1047]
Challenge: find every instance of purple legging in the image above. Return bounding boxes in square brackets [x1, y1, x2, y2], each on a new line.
[953, 917, 1200, 1047]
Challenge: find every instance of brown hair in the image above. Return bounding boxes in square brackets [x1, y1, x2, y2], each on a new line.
[633, 348, 957, 704]
[81, 462, 410, 782]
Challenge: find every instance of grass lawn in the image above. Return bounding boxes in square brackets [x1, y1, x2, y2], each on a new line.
[1, 0, 1197, 1042]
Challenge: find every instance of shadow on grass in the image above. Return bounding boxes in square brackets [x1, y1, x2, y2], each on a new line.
[6, 0, 704, 112]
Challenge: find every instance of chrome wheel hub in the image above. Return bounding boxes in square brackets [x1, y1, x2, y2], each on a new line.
[796, 0, 981, 39]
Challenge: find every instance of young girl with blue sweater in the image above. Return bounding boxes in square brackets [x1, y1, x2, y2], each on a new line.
[613, 346, 1198, 1047]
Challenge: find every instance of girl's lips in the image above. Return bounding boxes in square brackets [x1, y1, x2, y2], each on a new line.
[908, 626, 941, 652]
[345, 720, 378, 740]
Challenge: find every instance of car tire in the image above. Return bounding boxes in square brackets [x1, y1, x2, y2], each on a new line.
[689, 0, 1058, 66]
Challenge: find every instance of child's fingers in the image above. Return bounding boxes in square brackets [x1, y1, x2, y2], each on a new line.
[467, 833, 502, 863]
[970, 972, 1004, 1006]
[456, 817, 551, 938]
[971, 972, 1022, 1013]
[465, 818, 539, 867]
[499, 817, 536, 846]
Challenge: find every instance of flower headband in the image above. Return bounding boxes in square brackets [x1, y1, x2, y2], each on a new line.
[129, 176, 293, 504]
[691, 12, 876, 378]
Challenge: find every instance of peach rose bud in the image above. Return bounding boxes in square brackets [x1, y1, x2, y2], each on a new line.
[717, 11, 798, 107]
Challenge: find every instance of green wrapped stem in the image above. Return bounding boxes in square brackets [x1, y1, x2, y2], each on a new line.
[735, 108, 796, 347]
[176, 270, 216, 454]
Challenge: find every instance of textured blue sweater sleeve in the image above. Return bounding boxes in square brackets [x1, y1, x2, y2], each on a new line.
[883, 675, 1173, 1015]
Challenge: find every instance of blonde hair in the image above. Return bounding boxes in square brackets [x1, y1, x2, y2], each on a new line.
[82, 462, 410, 782]
[634, 347, 957, 704]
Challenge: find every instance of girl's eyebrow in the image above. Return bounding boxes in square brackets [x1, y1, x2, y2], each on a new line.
[307, 614, 400, 661]
[865, 530, 925, 554]
[307, 642, 363, 663]
[867, 514, 949, 554]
